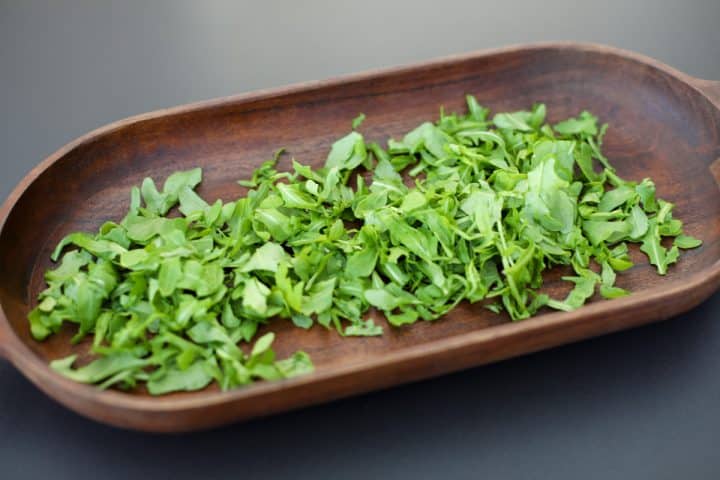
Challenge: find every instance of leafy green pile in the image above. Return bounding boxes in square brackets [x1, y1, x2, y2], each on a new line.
[28, 95, 701, 394]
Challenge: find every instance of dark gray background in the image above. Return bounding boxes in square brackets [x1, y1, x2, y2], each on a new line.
[2, 1, 720, 479]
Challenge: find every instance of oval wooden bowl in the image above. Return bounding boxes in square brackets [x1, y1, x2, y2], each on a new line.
[1, 43, 719, 432]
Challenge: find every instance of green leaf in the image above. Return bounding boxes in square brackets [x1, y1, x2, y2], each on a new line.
[403, 122, 450, 158]
[158, 257, 182, 297]
[387, 309, 419, 326]
[462, 190, 503, 235]
[400, 190, 427, 213]
[600, 285, 630, 299]
[598, 186, 636, 212]
[345, 226, 379, 278]
[528, 103, 547, 129]
[141, 177, 172, 215]
[598, 262, 629, 299]
[242, 277, 270, 315]
[147, 361, 213, 395]
[628, 205, 649, 239]
[575, 143, 601, 182]
[221, 301, 240, 328]
[51, 353, 147, 384]
[46, 250, 91, 282]
[188, 320, 230, 344]
[251, 332, 275, 358]
[674, 234, 702, 249]
[345, 319, 384, 336]
[636, 179, 658, 212]
[326, 131, 367, 170]
[277, 183, 317, 209]
[364, 288, 400, 311]
[547, 275, 597, 311]
[240, 242, 288, 273]
[351, 113, 366, 130]
[51, 232, 127, 261]
[493, 111, 532, 131]
[291, 314, 313, 329]
[302, 277, 336, 315]
[583, 220, 630, 246]
[163, 168, 202, 199]
[276, 351, 314, 377]
[178, 186, 209, 215]
[640, 222, 669, 275]
[387, 220, 436, 262]
[119, 249, 150, 269]
[465, 95, 489, 122]
[255, 208, 292, 241]
[123, 216, 167, 243]
[553, 111, 598, 136]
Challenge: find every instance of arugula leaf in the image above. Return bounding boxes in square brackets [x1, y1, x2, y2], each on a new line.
[240, 242, 288, 273]
[326, 131, 367, 170]
[164, 167, 203, 199]
[554, 111, 599, 136]
[628, 205, 649, 239]
[50, 353, 148, 384]
[345, 319, 384, 336]
[345, 227, 379, 277]
[403, 122, 450, 158]
[465, 94, 489, 122]
[674, 234, 702, 249]
[178, 186, 209, 215]
[147, 361, 213, 395]
[640, 222, 669, 275]
[351, 113, 366, 130]
[276, 351, 314, 377]
[493, 111, 533, 131]
[364, 288, 401, 311]
[547, 274, 597, 311]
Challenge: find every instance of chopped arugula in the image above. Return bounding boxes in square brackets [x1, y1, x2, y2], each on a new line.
[29, 96, 701, 394]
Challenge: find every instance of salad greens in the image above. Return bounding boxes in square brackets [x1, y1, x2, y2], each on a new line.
[28, 95, 701, 394]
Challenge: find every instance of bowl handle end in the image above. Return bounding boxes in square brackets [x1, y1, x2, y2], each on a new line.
[692, 78, 720, 107]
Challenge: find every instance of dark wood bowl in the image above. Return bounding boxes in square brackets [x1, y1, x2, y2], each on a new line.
[1, 43, 719, 432]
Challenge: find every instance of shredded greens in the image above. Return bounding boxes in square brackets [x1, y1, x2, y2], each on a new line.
[29, 96, 701, 394]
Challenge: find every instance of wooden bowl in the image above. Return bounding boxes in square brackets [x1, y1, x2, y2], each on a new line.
[1, 43, 719, 432]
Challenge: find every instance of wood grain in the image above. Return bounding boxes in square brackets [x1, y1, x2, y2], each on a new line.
[0, 42, 719, 432]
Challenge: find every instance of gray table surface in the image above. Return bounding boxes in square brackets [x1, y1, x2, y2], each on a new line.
[2, 1, 720, 479]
